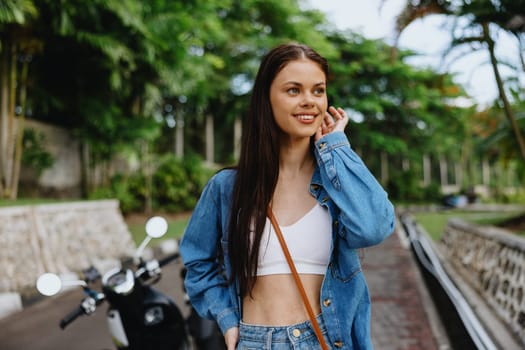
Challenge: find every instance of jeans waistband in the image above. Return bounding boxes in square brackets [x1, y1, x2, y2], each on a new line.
[239, 314, 326, 343]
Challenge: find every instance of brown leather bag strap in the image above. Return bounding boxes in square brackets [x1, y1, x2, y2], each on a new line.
[267, 207, 329, 350]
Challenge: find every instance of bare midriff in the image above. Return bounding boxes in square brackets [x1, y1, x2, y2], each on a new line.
[242, 273, 323, 325]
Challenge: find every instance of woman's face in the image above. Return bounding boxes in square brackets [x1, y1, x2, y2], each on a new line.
[269, 58, 328, 141]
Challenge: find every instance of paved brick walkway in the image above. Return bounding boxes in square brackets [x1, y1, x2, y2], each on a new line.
[363, 230, 442, 350]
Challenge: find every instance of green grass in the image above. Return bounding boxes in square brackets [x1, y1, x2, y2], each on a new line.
[0, 198, 82, 207]
[413, 210, 523, 241]
[127, 216, 191, 246]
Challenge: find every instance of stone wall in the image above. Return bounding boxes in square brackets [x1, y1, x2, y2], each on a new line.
[441, 219, 525, 346]
[21, 119, 82, 197]
[0, 200, 135, 295]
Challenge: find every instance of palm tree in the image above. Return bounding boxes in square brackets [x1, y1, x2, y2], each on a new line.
[386, 0, 525, 162]
[0, 0, 38, 198]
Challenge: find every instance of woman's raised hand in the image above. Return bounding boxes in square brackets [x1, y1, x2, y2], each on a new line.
[315, 106, 349, 142]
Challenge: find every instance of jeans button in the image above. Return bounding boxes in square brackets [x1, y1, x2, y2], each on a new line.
[292, 328, 301, 337]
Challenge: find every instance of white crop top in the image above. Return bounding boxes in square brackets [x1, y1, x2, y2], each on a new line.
[257, 203, 332, 276]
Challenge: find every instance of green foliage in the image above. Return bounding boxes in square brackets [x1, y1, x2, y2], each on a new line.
[88, 173, 145, 213]
[386, 168, 442, 202]
[414, 210, 525, 241]
[21, 128, 54, 175]
[23, 0, 471, 170]
[77, 100, 159, 163]
[0, 0, 37, 24]
[152, 154, 214, 212]
[423, 181, 443, 202]
[89, 154, 215, 214]
[326, 31, 469, 162]
[7, 0, 522, 201]
[386, 169, 422, 202]
[480, 91, 525, 162]
[496, 187, 525, 205]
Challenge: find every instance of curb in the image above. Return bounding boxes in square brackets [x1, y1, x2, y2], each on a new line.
[395, 221, 452, 349]
[0, 293, 22, 319]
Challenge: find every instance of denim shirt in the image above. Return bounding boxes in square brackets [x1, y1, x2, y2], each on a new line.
[180, 132, 395, 350]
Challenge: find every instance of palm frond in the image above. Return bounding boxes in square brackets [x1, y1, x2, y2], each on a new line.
[76, 31, 135, 68]
[0, 0, 37, 24]
[102, 0, 148, 35]
[395, 0, 450, 35]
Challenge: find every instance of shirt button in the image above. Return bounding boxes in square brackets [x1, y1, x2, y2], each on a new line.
[334, 341, 344, 348]
[292, 329, 301, 337]
[319, 142, 326, 149]
[323, 299, 331, 307]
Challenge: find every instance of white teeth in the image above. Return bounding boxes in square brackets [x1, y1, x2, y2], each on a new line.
[296, 115, 314, 121]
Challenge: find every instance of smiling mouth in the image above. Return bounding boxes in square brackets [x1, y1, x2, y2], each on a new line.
[294, 114, 317, 121]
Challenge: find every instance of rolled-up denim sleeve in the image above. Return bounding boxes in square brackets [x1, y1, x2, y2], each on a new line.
[179, 175, 239, 334]
[314, 132, 395, 248]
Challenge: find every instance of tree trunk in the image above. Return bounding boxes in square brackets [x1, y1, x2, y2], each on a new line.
[175, 110, 184, 158]
[0, 31, 19, 199]
[402, 158, 410, 171]
[0, 33, 9, 196]
[233, 117, 242, 161]
[439, 156, 448, 186]
[80, 141, 89, 197]
[423, 154, 431, 186]
[11, 57, 30, 199]
[143, 141, 152, 214]
[516, 33, 525, 72]
[205, 114, 214, 164]
[482, 157, 490, 187]
[4, 38, 17, 197]
[483, 22, 525, 162]
[454, 162, 462, 188]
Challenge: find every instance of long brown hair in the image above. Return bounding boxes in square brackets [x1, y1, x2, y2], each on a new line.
[227, 43, 329, 297]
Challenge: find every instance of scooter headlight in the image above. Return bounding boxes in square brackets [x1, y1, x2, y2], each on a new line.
[144, 306, 164, 326]
[102, 268, 135, 295]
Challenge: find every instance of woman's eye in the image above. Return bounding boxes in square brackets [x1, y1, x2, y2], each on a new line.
[314, 88, 325, 95]
[287, 87, 300, 95]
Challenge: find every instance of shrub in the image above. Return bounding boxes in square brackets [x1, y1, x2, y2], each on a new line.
[22, 128, 54, 175]
[88, 173, 145, 213]
[152, 154, 215, 212]
[386, 168, 442, 203]
[89, 155, 215, 214]
[386, 169, 423, 202]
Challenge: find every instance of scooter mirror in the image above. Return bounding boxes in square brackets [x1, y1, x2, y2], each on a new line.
[36, 273, 62, 296]
[145, 216, 168, 238]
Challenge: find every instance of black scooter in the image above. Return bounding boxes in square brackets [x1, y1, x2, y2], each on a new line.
[36, 216, 223, 350]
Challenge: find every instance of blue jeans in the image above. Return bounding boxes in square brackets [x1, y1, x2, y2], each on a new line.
[237, 314, 330, 350]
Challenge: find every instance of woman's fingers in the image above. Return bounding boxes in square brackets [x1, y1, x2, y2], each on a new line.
[325, 110, 335, 125]
[317, 106, 349, 141]
[325, 106, 348, 133]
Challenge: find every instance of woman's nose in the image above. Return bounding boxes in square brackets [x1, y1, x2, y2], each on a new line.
[300, 92, 315, 107]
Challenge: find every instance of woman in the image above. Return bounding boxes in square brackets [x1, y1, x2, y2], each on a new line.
[180, 43, 395, 349]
